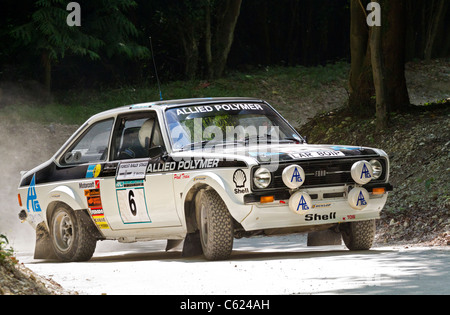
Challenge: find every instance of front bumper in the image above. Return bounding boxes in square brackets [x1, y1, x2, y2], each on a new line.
[239, 184, 391, 231]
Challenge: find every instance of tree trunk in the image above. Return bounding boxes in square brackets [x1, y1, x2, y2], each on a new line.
[349, 0, 410, 116]
[424, 0, 447, 61]
[211, 0, 242, 79]
[369, 23, 387, 130]
[180, 24, 200, 80]
[348, 0, 375, 116]
[381, 0, 410, 111]
[41, 50, 52, 95]
[205, 0, 213, 80]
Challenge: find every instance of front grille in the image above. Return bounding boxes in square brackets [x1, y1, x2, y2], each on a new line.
[252, 157, 387, 190]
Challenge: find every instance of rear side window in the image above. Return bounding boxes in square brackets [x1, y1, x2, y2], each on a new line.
[61, 119, 114, 166]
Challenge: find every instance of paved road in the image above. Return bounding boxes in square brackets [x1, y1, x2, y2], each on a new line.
[17, 235, 450, 295]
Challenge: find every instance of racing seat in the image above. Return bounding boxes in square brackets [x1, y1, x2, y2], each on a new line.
[117, 127, 146, 159]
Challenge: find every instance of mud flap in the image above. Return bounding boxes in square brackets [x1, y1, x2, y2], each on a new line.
[307, 229, 342, 246]
[181, 232, 203, 257]
[165, 239, 184, 252]
[34, 222, 58, 260]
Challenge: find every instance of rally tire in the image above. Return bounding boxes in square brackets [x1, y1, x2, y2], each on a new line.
[50, 205, 97, 262]
[341, 219, 375, 251]
[197, 189, 234, 261]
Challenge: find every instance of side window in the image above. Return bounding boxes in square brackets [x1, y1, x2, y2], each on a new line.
[111, 113, 164, 160]
[61, 119, 114, 166]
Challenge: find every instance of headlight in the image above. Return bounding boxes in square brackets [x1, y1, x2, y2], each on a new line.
[369, 159, 383, 180]
[253, 167, 272, 189]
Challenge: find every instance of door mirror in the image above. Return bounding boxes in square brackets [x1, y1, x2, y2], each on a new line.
[148, 146, 167, 159]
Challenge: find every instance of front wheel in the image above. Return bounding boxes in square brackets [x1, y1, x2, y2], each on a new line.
[50, 205, 97, 262]
[196, 190, 234, 260]
[341, 219, 376, 251]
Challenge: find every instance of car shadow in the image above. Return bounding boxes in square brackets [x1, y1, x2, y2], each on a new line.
[85, 246, 393, 264]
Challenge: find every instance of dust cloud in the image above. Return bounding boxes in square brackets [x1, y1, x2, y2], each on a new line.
[0, 115, 77, 252]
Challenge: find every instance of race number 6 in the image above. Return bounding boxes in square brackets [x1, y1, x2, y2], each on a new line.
[116, 186, 151, 224]
[128, 190, 137, 216]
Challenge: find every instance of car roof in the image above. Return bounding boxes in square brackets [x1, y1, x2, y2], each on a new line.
[88, 97, 264, 123]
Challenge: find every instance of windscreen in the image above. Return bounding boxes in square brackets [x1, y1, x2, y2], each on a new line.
[165, 103, 302, 150]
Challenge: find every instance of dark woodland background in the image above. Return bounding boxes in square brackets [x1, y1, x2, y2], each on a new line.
[1, 0, 448, 88]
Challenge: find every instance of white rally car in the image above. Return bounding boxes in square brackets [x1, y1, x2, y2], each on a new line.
[17, 97, 392, 261]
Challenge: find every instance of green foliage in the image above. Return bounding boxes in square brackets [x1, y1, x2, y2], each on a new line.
[11, 0, 102, 62]
[8, 0, 149, 90]
[0, 62, 349, 125]
[86, 0, 149, 60]
[0, 234, 15, 264]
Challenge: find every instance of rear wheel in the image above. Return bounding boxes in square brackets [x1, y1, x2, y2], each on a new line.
[196, 190, 234, 260]
[50, 205, 97, 262]
[341, 220, 376, 251]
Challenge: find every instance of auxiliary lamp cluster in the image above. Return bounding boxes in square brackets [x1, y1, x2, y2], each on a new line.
[253, 160, 385, 215]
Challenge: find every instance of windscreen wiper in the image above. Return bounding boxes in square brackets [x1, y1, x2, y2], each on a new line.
[244, 135, 299, 144]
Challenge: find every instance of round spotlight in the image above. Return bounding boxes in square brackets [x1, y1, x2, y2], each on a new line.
[351, 160, 373, 185]
[253, 167, 272, 189]
[369, 159, 383, 180]
[282, 165, 305, 189]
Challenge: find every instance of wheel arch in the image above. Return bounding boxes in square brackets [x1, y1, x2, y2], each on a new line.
[181, 172, 252, 232]
[46, 200, 103, 241]
[182, 183, 208, 234]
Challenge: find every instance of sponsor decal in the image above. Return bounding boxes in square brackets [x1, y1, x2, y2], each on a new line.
[193, 176, 207, 182]
[84, 188, 102, 208]
[289, 150, 345, 159]
[147, 158, 219, 173]
[233, 169, 249, 194]
[291, 167, 303, 183]
[305, 212, 337, 221]
[79, 180, 100, 190]
[84, 183, 110, 229]
[356, 190, 368, 207]
[86, 164, 101, 178]
[116, 180, 144, 188]
[312, 203, 331, 209]
[233, 169, 246, 188]
[89, 208, 110, 230]
[297, 195, 310, 212]
[26, 174, 42, 213]
[117, 161, 148, 181]
[175, 103, 264, 116]
[174, 173, 190, 180]
[360, 163, 372, 180]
